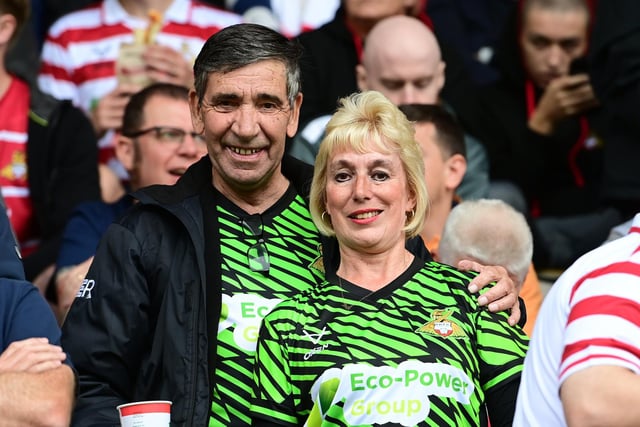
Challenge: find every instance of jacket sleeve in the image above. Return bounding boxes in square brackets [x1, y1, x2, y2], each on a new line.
[24, 101, 101, 281]
[61, 221, 151, 425]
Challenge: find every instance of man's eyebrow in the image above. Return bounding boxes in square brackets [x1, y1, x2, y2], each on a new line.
[528, 33, 552, 43]
[256, 93, 286, 106]
[207, 93, 241, 103]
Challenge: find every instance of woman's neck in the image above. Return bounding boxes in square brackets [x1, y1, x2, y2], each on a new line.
[337, 243, 414, 291]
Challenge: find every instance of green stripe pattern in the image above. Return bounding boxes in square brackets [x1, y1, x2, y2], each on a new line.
[209, 194, 322, 426]
[251, 261, 529, 426]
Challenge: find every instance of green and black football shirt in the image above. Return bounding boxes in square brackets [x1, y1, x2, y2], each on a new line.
[251, 258, 529, 426]
[210, 185, 323, 426]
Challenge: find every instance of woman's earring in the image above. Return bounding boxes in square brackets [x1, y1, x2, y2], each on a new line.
[322, 211, 329, 222]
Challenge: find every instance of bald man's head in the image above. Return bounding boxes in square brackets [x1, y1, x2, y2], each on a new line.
[357, 15, 445, 105]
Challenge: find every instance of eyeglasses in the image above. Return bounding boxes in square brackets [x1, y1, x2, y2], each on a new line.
[240, 215, 270, 272]
[124, 126, 207, 147]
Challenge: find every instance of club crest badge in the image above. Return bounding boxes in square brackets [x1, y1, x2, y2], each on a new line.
[416, 309, 467, 339]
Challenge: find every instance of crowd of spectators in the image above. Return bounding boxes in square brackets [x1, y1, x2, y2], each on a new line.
[2, 0, 640, 425]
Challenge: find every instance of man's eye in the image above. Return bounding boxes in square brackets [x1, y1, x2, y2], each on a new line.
[560, 40, 580, 53]
[211, 101, 237, 112]
[383, 81, 404, 91]
[158, 129, 183, 141]
[530, 38, 550, 49]
[415, 79, 432, 89]
[259, 102, 280, 113]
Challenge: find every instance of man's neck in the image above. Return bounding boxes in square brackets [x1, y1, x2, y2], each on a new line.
[213, 173, 291, 215]
[119, 0, 173, 18]
[420, 197, 453, 248]
[0, 66, 13, 100]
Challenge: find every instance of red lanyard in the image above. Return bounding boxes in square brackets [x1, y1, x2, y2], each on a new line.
[525, 79, 588, 188]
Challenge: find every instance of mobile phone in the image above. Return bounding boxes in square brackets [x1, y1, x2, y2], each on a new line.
[569, 57, 589, 75]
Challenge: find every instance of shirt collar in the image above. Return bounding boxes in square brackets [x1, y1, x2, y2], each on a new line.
[102, 0, 191, 26]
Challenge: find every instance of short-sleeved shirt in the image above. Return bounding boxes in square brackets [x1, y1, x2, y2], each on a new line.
[514, 214, 640, 426]
[251, 258, 529, 426]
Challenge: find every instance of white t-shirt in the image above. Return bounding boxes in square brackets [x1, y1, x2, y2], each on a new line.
[514, 213, 640, 426]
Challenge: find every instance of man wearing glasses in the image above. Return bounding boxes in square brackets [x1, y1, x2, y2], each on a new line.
[53, 82, 206, 322]
[60, 24, 524, 426]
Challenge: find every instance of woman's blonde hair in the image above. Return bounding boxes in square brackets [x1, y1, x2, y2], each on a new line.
[309, 90, 428, 238]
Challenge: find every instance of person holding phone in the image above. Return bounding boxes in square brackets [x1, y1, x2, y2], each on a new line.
[458, 0, 621, 272]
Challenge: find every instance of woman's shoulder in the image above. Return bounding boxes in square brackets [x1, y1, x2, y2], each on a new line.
[421, 260, 478, 282]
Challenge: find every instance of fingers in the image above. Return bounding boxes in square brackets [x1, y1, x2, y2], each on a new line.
[458, 259, 521, 325]
[0, 338, 66, 373]
[458, 260, 509, 293]
[143, 45, 193, 87]
[91, 91, 133, 133]
[507, 299, 521, 327]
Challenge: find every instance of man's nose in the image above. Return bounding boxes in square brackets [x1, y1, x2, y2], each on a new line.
[176, 132, 202, 157]
[231, 105, 260, 139]
[399, 85, 418, 105]
[547, 44, 565, 71]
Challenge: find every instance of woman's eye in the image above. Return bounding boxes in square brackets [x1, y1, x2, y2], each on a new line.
[372, 171, 389, 181]
[334, 172, 351, 182]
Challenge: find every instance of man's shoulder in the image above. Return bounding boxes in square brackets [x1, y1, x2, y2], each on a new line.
[46, 3, 103, 39]
[28, 89, 70, 125]
[0, 278, 34, 301]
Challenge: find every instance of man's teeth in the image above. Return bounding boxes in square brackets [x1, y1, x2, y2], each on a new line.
[231, 147, 261, 155]
[353, 211, 379, 219]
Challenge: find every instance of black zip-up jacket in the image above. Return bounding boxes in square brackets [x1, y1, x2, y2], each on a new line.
[61, 155, 315, 426]
[24, 87, 101, 282]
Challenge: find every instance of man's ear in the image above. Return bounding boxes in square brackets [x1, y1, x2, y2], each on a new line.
[189, 89, 205, 134]
[355, 64, 368, 92]
[445, 153, 467, 191]
[435, 60, 446, 94]
[0, 14, 17, 46]
[114, 133, 136, 173]
[286, 92, 303, 138]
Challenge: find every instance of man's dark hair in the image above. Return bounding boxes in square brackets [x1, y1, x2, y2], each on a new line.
[193, 23, 303, 107]
[121, 83, 190, 136]
[398, 103, 466, 158]
[521, 0, 590, 21]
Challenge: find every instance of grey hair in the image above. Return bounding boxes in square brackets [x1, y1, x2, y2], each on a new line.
[439, 199, 533, 285]
[193, 23, 303, 107]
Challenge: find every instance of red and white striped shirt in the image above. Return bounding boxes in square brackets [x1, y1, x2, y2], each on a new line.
[514, 214, 640, 426]
[38, 0, 241, 175]
[0, 77, 39, 256]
